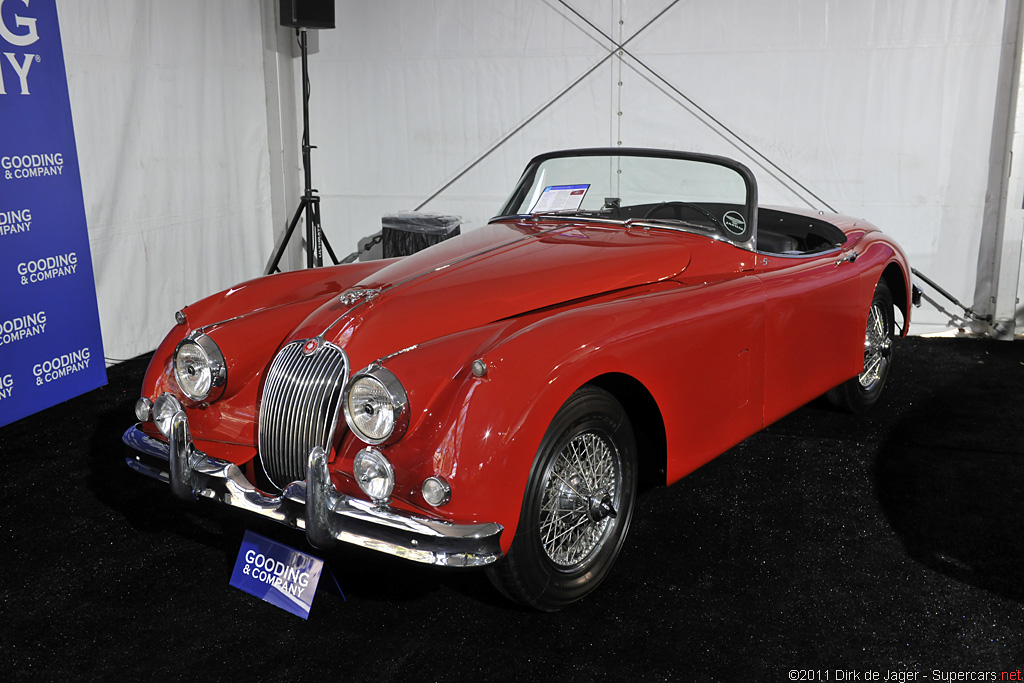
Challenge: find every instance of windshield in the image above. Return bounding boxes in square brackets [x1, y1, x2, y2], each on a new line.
[496, 149, 757, 249]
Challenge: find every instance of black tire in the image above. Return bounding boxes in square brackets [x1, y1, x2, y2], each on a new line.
[486, 386, 637, 611]
[826, 280, 895, 414]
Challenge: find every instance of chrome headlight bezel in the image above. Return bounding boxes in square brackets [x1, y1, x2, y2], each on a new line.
[343, 365, 409, 445]
[173, 333, 227, 402]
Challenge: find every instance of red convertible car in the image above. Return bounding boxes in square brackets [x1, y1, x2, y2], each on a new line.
[124, 148, 915, 610]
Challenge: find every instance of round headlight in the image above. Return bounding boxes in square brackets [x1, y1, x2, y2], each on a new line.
[353, 448, 394, 503]
[152, 393, 183, 437]
[173, 334, 226, 401]
[343, 366, 408, 445]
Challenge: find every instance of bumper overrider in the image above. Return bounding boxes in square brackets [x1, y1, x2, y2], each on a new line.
[122, 412, 503, 568]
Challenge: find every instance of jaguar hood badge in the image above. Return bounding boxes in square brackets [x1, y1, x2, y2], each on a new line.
[339, 288, 381, 306]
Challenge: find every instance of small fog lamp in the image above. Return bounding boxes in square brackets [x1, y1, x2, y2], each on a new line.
[152, 393, 183, 437]
[353, 448, 394, 503]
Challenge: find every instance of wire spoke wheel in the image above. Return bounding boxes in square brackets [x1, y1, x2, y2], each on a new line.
[859, 300, 892, 389]
[486, 386, 637, 611]
[539, 431, 620, 568]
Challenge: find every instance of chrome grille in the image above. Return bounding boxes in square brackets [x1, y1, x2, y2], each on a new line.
[258, 340, 348, 489]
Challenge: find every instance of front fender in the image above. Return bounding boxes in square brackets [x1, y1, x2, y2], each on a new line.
[342, 276, 765, 552]
[367, 282, 702, 551]
[367, 320, 615, 552]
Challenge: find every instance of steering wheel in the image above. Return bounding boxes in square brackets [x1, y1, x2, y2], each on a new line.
[642, 201, 727, 233]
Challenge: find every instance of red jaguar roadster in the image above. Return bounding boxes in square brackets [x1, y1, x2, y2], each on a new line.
[124, 148, 914, 610]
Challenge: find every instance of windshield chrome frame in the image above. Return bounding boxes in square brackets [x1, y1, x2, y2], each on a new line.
[490, 147, 759, 252]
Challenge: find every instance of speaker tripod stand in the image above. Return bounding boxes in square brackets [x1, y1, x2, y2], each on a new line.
[265, 28, 339, 274]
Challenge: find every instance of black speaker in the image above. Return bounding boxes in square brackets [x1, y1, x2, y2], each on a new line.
[279, 0, 335, 29]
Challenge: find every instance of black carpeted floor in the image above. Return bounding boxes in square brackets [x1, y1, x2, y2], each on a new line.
[1, 337, 1022, 681]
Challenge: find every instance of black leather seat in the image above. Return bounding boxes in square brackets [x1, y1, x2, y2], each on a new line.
[756, 231, 798, 253]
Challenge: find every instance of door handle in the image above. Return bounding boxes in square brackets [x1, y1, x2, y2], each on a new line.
[835, 250, 859, 266]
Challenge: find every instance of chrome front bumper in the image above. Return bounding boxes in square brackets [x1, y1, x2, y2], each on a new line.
[122, 412, 503, 568]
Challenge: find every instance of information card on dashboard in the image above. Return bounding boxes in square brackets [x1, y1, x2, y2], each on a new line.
[530, 184, 590, 214]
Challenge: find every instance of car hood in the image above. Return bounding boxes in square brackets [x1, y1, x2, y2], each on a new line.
[287, 220, 692, 366]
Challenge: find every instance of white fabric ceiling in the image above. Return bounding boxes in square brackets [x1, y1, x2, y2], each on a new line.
[61, 0, 1022, 362]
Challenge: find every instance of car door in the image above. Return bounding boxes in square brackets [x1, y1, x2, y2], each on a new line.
[756, 242, 863, 425]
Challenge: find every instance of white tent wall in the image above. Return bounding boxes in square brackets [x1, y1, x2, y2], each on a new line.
[61, 0, 276, 363]
[54, 0, 1024, 359]
[298, 0, 1020, 336]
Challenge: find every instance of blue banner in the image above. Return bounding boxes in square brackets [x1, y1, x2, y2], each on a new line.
[230, 531, 339, 619]
[0, 0, 106, 428]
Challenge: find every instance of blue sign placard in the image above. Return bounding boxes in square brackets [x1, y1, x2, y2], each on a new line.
[230, 530, 341, 619]
[0, 0, 107, 428]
